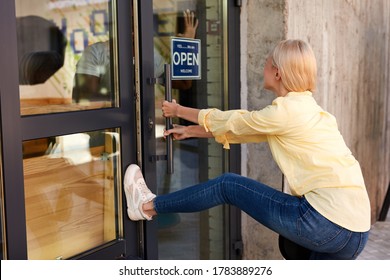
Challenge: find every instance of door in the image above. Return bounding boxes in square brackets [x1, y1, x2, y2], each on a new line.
[0, 0, 138, 259]
[136, 0, 241, 259]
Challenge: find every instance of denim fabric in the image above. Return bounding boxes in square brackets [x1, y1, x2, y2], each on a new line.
[154, 173, 369, 260]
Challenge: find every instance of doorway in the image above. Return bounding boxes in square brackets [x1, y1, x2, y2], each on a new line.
[0, 0, 241, 260]
[135, 0, 241, 260]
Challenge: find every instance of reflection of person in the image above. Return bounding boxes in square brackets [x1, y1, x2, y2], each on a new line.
[124, 40, 371, 260]
[17, 16, 67, 85]
[177, 9, 198, 39]
[72, 9, 198, 103]
[160, 9, 199, 90]
[72, 41, 166, 103]
[72, 41, 111, 103]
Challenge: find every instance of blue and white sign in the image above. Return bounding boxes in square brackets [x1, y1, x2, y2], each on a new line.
[171, 38, 201, 80]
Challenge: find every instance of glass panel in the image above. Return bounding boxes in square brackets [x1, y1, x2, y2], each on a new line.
[23, 129, 122, 259]
[15, 0, 117, 115]
[152, 0, 227, 259]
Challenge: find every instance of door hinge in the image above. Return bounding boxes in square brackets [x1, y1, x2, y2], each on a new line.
[149, 154, 168, 162]
[147, 77, 165, 85]
[232, 240, 243, 257]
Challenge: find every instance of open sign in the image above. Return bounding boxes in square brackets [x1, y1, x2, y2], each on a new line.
[171, 38, 201, 80]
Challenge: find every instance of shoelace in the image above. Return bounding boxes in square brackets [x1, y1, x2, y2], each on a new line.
[136, 178, 150, 200]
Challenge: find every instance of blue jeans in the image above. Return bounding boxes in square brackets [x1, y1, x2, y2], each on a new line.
[154, 173, 369, 260]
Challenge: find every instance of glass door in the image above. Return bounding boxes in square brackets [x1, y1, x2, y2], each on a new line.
[136, 0, 241, 260]
[0, 0, 138, 259]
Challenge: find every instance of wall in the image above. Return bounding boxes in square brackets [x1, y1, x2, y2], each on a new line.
[240, 0, 287, 260]
[286, 0, 390, 223]
[241, 0, 390, 259]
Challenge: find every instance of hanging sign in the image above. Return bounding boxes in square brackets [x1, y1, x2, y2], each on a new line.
[171, 38, 201, 80]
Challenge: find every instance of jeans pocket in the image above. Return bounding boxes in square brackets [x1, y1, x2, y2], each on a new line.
[297, 203, 344, 248]
[351, 231, 370, 259]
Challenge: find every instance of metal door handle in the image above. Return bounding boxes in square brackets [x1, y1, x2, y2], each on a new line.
[164, 64, 174, 174]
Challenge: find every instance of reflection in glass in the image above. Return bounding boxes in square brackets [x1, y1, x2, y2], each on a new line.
[15, 0, 117, 115]
[23, 129, 121, 259]
[151, 0, 227, 259]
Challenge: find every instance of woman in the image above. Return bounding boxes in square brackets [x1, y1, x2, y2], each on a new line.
[124, 39, 371, 260]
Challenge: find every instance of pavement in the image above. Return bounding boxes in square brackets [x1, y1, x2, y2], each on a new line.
[357, 212, 390, 260]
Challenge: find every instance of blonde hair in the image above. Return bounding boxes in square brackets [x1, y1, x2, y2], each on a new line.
[271, 39, 317, 92]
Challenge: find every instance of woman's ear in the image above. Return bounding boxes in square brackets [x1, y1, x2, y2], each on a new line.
[275, 71, 281, 80]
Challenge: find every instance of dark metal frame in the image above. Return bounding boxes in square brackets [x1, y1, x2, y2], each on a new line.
[227, 0, 242, 259]
[137, 0, 159, 260]
[0, 0, 138, 259]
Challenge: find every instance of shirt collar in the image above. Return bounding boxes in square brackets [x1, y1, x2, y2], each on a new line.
[285, 91, 312, 97]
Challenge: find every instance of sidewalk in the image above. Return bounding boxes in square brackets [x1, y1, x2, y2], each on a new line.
[357, 212, 390, 260]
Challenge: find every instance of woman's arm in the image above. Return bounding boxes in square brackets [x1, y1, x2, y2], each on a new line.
[162, 100, 200, 124]
[164, 124, 213, 140]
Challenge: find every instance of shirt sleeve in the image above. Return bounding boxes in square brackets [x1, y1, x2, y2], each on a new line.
[76, 43, 105, 77]
[198, 99, 288, 148]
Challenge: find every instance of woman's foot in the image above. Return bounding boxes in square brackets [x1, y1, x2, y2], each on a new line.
[123, 164, 156, 220]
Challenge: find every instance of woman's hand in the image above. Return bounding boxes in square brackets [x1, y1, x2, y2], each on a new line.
[164, 125, 213, 140]
[162, 99, 179, 118]
[178, 9, 199, 39]
[162, 99, 200, 124]
[164, 124, 190, 140]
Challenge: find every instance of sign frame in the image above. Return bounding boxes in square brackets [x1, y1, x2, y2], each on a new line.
[170, 37, 201, 80]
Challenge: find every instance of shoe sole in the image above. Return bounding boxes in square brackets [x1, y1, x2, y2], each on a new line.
[123, 164, 141, 218]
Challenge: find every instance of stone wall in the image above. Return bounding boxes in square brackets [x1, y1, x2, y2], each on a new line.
[241, 0, 390, 259]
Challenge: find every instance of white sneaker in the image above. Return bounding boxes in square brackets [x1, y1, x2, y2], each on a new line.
[124, 164, 156, 221]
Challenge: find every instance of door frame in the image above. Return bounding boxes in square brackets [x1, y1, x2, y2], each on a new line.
[136, 0, 242, 260]
[0, 0, 139, 260]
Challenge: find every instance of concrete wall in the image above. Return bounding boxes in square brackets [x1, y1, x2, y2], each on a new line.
[286, 0, 390, 223]
[240, 0, 287, 260]
[241, 0, 390, 259]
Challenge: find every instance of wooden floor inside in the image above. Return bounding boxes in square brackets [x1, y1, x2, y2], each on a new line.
[23, 147, 116, 259]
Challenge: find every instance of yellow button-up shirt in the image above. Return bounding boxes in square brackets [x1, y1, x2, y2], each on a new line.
[198, 91, 371, 232]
